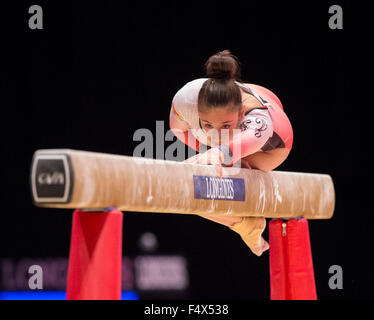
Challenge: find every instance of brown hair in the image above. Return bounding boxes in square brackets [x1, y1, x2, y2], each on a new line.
[198, 50, 242, 112]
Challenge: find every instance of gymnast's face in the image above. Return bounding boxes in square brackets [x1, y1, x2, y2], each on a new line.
[198, 105, 245, 145]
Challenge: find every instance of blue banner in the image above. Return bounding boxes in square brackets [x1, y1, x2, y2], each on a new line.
[193, 175, 245, 201]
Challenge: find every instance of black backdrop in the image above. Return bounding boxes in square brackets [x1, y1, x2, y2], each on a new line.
[1, 0, 373, 299]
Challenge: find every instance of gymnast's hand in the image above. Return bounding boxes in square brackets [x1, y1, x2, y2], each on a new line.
[184, 148, 224, 178]
[240, 157, 252, 170]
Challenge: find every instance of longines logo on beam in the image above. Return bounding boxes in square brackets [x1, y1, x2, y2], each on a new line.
[31, 152, 74, 204]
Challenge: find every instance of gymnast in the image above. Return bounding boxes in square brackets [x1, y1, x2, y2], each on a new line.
[170, 50, 293, 256]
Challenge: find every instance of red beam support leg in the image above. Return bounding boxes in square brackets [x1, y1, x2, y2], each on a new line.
[66, 208, 123, 300]
[269, 217, 317, 300]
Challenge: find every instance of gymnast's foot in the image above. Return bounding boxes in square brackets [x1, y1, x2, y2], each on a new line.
[229, 217, 269, 256]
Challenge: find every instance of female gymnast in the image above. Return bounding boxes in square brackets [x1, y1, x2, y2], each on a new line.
[170, 50, 293, 256]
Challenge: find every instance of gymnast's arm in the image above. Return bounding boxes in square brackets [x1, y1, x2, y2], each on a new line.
[169, 106, 200, 151]
[218, 108, 274, 166]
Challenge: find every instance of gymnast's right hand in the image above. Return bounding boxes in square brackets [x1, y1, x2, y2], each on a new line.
[184, 148, 224, 178]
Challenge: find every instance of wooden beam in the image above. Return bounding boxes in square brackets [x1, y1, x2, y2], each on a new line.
[30, 149, 335, 219]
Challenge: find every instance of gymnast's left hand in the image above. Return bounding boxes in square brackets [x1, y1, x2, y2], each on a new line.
[184, 148, 224, 178]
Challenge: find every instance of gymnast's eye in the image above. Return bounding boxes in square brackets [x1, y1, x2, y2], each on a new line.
[222, 125, 231, 129]
[204, 123, 213, 129]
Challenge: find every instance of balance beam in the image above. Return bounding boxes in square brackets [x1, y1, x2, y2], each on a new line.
[30, 149, 335, 219]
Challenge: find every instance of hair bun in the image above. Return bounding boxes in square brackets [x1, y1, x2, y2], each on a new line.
[204, 50, 240, 80]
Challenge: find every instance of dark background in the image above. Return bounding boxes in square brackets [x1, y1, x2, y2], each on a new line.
[1, 0, 372, 299]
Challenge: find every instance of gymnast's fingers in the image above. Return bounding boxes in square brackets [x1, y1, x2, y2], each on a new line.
[184, 155, 198, 163]
[241, 159, 252, 169]
[215, 164, 223, 179]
